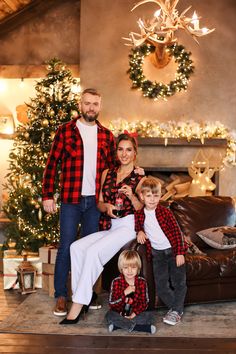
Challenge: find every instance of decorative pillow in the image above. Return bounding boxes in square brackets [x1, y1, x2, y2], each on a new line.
[184, 236, 206, 255]
[196, 226, 236, 250]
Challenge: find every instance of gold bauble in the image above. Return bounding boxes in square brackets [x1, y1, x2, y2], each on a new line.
[50, 131, 55, 140]
[42, 119, 49, 127]
[49, 109, 55, 116]
[24, 174, 31, 181]
[38, 208, 42, 221]
[71, 110, 79, 119]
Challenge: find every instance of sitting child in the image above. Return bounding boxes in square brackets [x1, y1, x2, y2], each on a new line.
[135, 176, 188, 326]
[105, 249, 156, 334]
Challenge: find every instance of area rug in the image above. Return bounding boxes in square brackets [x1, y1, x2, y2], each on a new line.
[0, 290, 235, 337]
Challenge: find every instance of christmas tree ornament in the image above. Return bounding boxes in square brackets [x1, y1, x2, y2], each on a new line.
[71, 110, 79, 119]
[49, 109, 55, 117]
[42, 119, 49, 127]
[38, 208, 42, 222]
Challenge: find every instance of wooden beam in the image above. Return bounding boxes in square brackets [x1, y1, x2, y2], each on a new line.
[2, 0, 20, 12]
[0, 0, 79, 36]
[0, 64, 80, 78]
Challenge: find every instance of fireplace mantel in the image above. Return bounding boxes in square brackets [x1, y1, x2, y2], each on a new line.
[137, 138, 227, 196]
[137, 137, 227, 147]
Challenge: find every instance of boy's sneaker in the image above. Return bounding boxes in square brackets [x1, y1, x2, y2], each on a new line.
[89, 292, 102, 310]
[163, 310, 182, 326]
[151, 325, 157, 334]
[89, 299, 102, 310]
[108, 324, 114, 333]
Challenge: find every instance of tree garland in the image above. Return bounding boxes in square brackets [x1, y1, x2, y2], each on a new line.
[128, 43, 194, 100]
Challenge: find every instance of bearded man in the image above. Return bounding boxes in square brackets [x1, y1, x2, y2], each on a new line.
[42, 88, 116, 316]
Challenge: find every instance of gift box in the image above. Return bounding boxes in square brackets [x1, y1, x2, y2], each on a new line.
[0, 246, 3, 274]
[42, 263, 55, 297]
[42, 263, 72, 298]
[39, 246, 58, 264]
[3, 255, 42, 290]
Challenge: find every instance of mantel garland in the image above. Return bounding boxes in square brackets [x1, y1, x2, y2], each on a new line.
[108, 119, 236, 168]
[128, 43, 194, 100]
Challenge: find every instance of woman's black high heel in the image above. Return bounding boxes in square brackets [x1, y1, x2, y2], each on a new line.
[59, 305, 88, 325]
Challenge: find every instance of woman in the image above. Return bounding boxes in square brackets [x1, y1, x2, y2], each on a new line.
[60, 133, 146, 324]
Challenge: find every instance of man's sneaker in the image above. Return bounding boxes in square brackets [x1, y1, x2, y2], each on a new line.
[108, 324, 114, 333]
[151, 325, 157, 334]
[53, 296, 67, 316]
[89, 292, 102, 310]
[163, 310, 182, 326]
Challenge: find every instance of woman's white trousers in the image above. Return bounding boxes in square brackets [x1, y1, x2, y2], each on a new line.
[70, 214, 136, 305]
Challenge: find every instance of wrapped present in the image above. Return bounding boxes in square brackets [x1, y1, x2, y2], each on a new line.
[0, 246, 3, 274]
[3, 256, 42, 290]
[42, 263, 72, 298]
[39, 246, 58, 264]
[42, 263, 55, 297]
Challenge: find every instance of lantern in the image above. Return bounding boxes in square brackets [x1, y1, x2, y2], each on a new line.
[16, 254, 36, 294]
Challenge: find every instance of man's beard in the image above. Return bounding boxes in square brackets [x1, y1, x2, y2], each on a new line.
[81, 111, 99, 122]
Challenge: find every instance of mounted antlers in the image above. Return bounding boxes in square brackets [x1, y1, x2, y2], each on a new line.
[124, 0, 215, 67]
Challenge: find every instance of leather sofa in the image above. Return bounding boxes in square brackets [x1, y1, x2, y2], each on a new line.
[102, 196, 236, 309]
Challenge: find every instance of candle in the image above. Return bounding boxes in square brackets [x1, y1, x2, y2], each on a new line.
[192, 11, 199, 30]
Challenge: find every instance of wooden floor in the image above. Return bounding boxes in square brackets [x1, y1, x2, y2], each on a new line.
[0, 277, 236, 354]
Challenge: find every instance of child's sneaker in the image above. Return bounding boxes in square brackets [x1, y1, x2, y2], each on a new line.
[163, 310, 182, 325]
[108, 324, 114, 333]
[163, 309, 172, 321]
[151, 325, 157, 334]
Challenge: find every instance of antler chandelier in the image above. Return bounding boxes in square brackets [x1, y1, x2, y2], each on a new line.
[124, 0, 215, 47]
[124, 0, 215, 100]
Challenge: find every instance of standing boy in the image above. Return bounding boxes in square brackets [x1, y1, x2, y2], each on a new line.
[135, 176, 188, 325]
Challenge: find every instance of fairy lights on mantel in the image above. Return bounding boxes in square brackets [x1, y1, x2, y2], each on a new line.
[108, 119, 236, 168]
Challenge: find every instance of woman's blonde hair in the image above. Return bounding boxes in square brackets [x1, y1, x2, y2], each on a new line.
[118, 250, 142, 274]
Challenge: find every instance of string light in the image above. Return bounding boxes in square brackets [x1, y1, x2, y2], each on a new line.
[108, 118, 236, 168]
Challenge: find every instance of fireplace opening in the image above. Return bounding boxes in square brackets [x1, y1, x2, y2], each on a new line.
[144, 167, 219, 201]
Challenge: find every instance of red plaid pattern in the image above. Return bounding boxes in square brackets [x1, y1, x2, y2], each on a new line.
[99, 168, 143, 230]
[108, 273, 149, 315]
[42, 118, 116, 203]
[135, 205, 188, 257]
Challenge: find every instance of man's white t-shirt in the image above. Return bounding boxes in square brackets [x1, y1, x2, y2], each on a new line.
[76, 119, 97, 196]
[144, 208, 171, 250]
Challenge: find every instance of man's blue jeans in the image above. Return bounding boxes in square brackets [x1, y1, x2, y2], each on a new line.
[54, 196, 100, 298]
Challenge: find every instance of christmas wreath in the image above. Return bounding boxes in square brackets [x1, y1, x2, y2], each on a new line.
[128, 43, 194, 100]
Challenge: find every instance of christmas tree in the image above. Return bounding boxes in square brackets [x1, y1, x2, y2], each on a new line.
[3, 58, 80, 253]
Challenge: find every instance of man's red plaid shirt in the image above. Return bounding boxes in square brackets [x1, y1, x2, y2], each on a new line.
[108, 273, 149, 315]
[42, 118, 116, 203]
[135, 204, 188, 257]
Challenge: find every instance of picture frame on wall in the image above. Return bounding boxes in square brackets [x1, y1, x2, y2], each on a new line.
[0, 115, 15, 139]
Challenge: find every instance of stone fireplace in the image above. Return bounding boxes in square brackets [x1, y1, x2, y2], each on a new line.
[137, 137, 227, 200]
